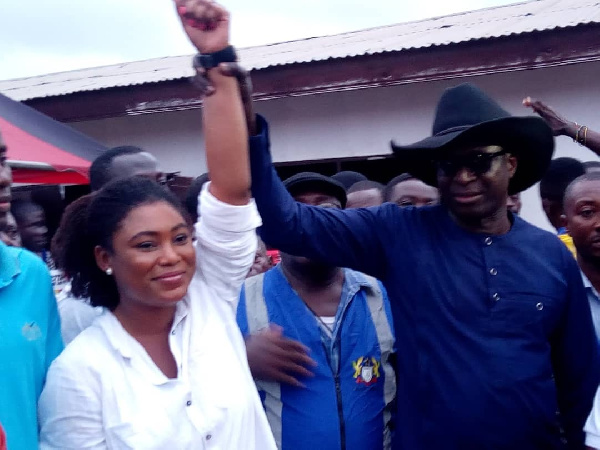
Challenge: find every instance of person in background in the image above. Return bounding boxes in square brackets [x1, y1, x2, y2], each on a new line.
[238, 172, 395, 449]
[184, 172, 210, 223]
[539, 157, 586, 257]
[524, 97, 600, 156]
[11, 200, 68, 295]
[0, 212, 21, 247]
[346, 180, 385, 208]
[563, 172, 600, 344]
[247, 236, 272, 278]
[11, 200, 48, 254]
[0, 131, 63, 450]
[507, 193, 522, 215]
[331, 170, 368, 191]
[384, 174, 438, 208]
[89, 145, 164, 192]
[38, 2, 275, 447]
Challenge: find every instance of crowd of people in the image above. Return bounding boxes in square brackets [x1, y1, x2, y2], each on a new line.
[3, 1, 600, 449]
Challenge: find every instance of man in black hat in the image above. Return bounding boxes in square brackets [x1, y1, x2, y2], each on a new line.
[232, 82, 600, 449]
[237, 172, 395, 449]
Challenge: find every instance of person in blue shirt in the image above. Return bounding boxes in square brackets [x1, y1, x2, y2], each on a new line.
[563, 172, 600, 344]
[238, 172, 396, 450]
[0, 131, 63, 450]
[218, 79, 599, 448]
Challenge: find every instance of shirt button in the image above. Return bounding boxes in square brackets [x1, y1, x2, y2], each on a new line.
[492, 293, 500, 301]
[186, 400, 192, 406]
[171, 330, 176, 335]
[206, 434, 212, 441]
[490, 268, 498, 276]
[536, 302, 544, 311]
[484, 237, 493, 246]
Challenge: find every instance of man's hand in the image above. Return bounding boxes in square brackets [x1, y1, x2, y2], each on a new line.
[193, 63, 257, 135]
[175, 0, 230, 54]
[523, 97, 572, 136]
[245, 325, 317, 387]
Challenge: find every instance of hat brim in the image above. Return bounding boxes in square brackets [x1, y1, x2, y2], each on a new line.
[390, 116, 554, 194]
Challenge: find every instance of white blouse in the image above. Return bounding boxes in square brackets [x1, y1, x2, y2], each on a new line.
[38, 187, 277, 450]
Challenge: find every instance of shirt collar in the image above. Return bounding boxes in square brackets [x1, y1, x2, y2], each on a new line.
[581, 271, 600, 300]
[342, 268, 372, 291]
[437, 205, 526, 242]
[0, 242, 21, 288]
[101, 300, 189, 360]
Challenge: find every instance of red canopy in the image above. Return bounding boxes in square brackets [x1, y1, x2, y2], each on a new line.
[0, 93, 106, 185]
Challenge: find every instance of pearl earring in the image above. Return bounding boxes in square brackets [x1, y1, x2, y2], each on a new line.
[106, 268, 113, 276]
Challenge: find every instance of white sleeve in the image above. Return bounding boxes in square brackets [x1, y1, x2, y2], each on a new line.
[585, 384, 600, 449]
[38, 357, 106, 449]
[194, 184, 262, 303]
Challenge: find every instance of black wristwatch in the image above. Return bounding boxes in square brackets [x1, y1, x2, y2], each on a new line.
[193, 45, 237, 70]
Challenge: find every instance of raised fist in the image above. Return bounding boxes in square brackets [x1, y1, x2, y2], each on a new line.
[174, 0, 230, 54]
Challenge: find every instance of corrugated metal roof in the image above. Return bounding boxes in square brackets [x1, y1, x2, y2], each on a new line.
[1, 0, 599, 101]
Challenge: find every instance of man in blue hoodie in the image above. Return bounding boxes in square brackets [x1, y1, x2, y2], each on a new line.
[238, 172, 395, 449]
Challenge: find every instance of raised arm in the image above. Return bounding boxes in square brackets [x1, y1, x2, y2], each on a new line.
[176, 0, 250, 205]
[248, 115, 399, 279]
[176, 1, 260, 303]
[523, 98, 600, 157]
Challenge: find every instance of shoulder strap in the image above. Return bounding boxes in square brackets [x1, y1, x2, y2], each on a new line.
[361, 274, 396, 449]
[243, 273, 269, 334]
[242, 272, 283, 447]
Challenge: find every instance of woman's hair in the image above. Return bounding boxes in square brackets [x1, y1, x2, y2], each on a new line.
[52, 176, 187, 310]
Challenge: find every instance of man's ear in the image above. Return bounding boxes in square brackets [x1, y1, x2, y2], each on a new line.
[506, 153, 518, 179]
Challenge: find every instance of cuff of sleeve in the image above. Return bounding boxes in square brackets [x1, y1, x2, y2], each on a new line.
[586, 433, 600, 448]
[249, 114, 269, 150]
[199, 183, 262, 233]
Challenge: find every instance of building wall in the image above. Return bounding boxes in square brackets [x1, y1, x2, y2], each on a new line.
[72, 60, 600, 231]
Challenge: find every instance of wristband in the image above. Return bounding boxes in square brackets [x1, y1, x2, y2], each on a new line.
[193, 45, 237, 70]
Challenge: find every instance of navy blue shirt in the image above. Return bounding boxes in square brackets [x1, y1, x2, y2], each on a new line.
[249, 116, 600, 449]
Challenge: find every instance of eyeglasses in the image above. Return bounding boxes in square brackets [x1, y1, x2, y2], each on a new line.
[437, 149, 508, 177]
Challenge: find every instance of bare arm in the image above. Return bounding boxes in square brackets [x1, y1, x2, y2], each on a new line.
[523, 98, 600, 156]
[176, 0, 250, 205]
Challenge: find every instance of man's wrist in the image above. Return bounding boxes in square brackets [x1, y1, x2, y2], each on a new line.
[193, 45, 237, 71]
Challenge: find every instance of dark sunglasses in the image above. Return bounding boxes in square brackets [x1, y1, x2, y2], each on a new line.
[437, 149, 508, 177]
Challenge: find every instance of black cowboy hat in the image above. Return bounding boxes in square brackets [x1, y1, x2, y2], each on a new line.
[284, 172, 347, 208]
[390, 83, 554, 194]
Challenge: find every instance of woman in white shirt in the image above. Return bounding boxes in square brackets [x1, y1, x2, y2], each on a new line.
[38, 2, 276, 448]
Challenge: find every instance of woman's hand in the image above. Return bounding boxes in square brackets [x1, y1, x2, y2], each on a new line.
[175, 0, 230, 53]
